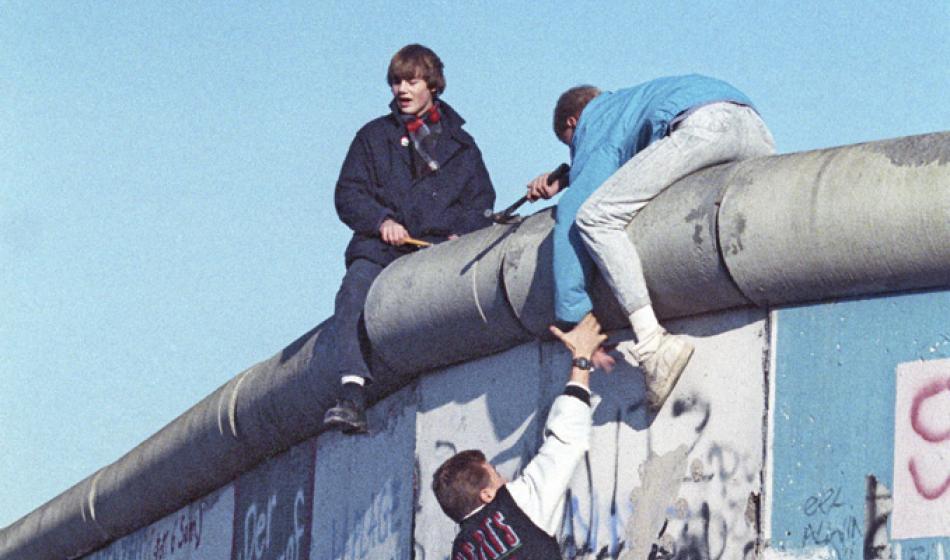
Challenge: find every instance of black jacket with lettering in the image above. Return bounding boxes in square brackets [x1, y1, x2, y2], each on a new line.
[451, 486, 560, 560]
[448, 390, 594, 559]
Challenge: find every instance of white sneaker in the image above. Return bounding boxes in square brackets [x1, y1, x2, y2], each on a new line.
[624, 329, 694, 413]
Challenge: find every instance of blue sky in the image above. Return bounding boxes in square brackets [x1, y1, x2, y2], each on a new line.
[1, 2, 947, 528]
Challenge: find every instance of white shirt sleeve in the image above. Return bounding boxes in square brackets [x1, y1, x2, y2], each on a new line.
[505, 390, 594, 536]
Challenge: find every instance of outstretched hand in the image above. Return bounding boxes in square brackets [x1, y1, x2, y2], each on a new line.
[549, 313, 607, 362]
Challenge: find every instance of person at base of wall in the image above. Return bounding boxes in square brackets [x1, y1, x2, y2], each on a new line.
[324, 44, 496, 435]
[432, 313, 607, 559]
[525, 74, 776, 413]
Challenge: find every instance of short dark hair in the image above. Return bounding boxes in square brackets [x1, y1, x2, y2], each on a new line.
[432, 450, 491, 522]
[553, 85, 601, 139]
[387, 44, 446, 95]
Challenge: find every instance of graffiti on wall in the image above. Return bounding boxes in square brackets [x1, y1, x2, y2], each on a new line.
[232, 441, 314, 560]
[411, 321, 766, 560]
[863, 475, 892, 560]
[796, 485, 861, 559]
[84, 487, 233, 560]
[86, 505, 205, 560]
[641, 395, 759, 560]
[892, 358, 950, 540]
[326, 476, 406, 559]
[559, 391, 760, 560]
[560, 453, 629, 559]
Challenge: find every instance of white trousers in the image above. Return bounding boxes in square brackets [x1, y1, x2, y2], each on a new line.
[575, 102, 775, 314]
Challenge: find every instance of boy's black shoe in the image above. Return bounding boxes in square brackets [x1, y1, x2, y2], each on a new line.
[324, 381, 369, 434]
[323, 399, 369, 434]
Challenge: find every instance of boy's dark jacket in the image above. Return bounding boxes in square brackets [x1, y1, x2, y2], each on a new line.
[335, 99, 496, 267]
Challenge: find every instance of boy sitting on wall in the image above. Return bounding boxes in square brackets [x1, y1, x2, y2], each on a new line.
[324, 44, 496, 434]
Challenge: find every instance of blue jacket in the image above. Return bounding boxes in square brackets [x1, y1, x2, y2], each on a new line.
[335, 100, 496, 267]
[554, 74, 755, 323]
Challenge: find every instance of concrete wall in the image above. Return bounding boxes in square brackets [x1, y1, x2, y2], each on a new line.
[8, 131, 946, 560]
[77, 290, 949, 560]
[83, 485, 234, 560]
[765, 290, 950, 560]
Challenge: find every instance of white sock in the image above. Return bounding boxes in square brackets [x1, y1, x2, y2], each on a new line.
[341, 375, 366, 386]
[629, 306, 661, 342]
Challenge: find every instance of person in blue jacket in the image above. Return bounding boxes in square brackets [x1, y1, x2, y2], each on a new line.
[526, 74, 775, 413]
[324, 44, 496, 434]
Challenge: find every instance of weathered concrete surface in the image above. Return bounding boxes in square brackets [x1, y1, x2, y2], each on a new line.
[720, 134, 950, 306]
[412, 343, 544, 560]
[4, 132, 949, 560]
[84, 485, 233, 560]
[45, 290, 948, 560]
[69, 310, 771, 560]
[0, 321, 332, 560]
[232, 439, 315, 560]
[366, 132, 950, 380]
[761, 548, 837, 560]
[501, 209, 629, 336]
[364, 222, 533, 375]
[310, 386, 417, 560]
[766, 290, 950, 559]
[546, 308, 768, 559]
[624, 163, 752, 319]
[640, 310, 768, 560]
[408, 308, 769, 560]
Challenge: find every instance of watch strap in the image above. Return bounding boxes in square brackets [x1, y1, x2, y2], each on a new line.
[571, 356, 593, 371]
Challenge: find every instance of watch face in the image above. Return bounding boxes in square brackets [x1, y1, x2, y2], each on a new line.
[573, 357, 592, 370]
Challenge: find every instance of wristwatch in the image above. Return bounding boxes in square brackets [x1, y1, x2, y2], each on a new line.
[572, 356, 594, 371]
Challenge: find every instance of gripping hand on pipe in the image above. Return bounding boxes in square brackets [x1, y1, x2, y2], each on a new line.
[486, 163, 570, 224]
[526, 172, 564, 201]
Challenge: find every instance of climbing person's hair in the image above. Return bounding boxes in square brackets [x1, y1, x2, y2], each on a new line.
[553, 85, 601, 139]
[388, 44, 446, 95]
[432, 450, 492, 522]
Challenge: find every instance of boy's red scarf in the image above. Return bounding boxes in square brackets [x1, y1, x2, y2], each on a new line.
[401, 104, 442, 172]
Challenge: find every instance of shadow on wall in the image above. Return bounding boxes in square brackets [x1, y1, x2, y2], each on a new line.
[593, 305, 763, 431]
